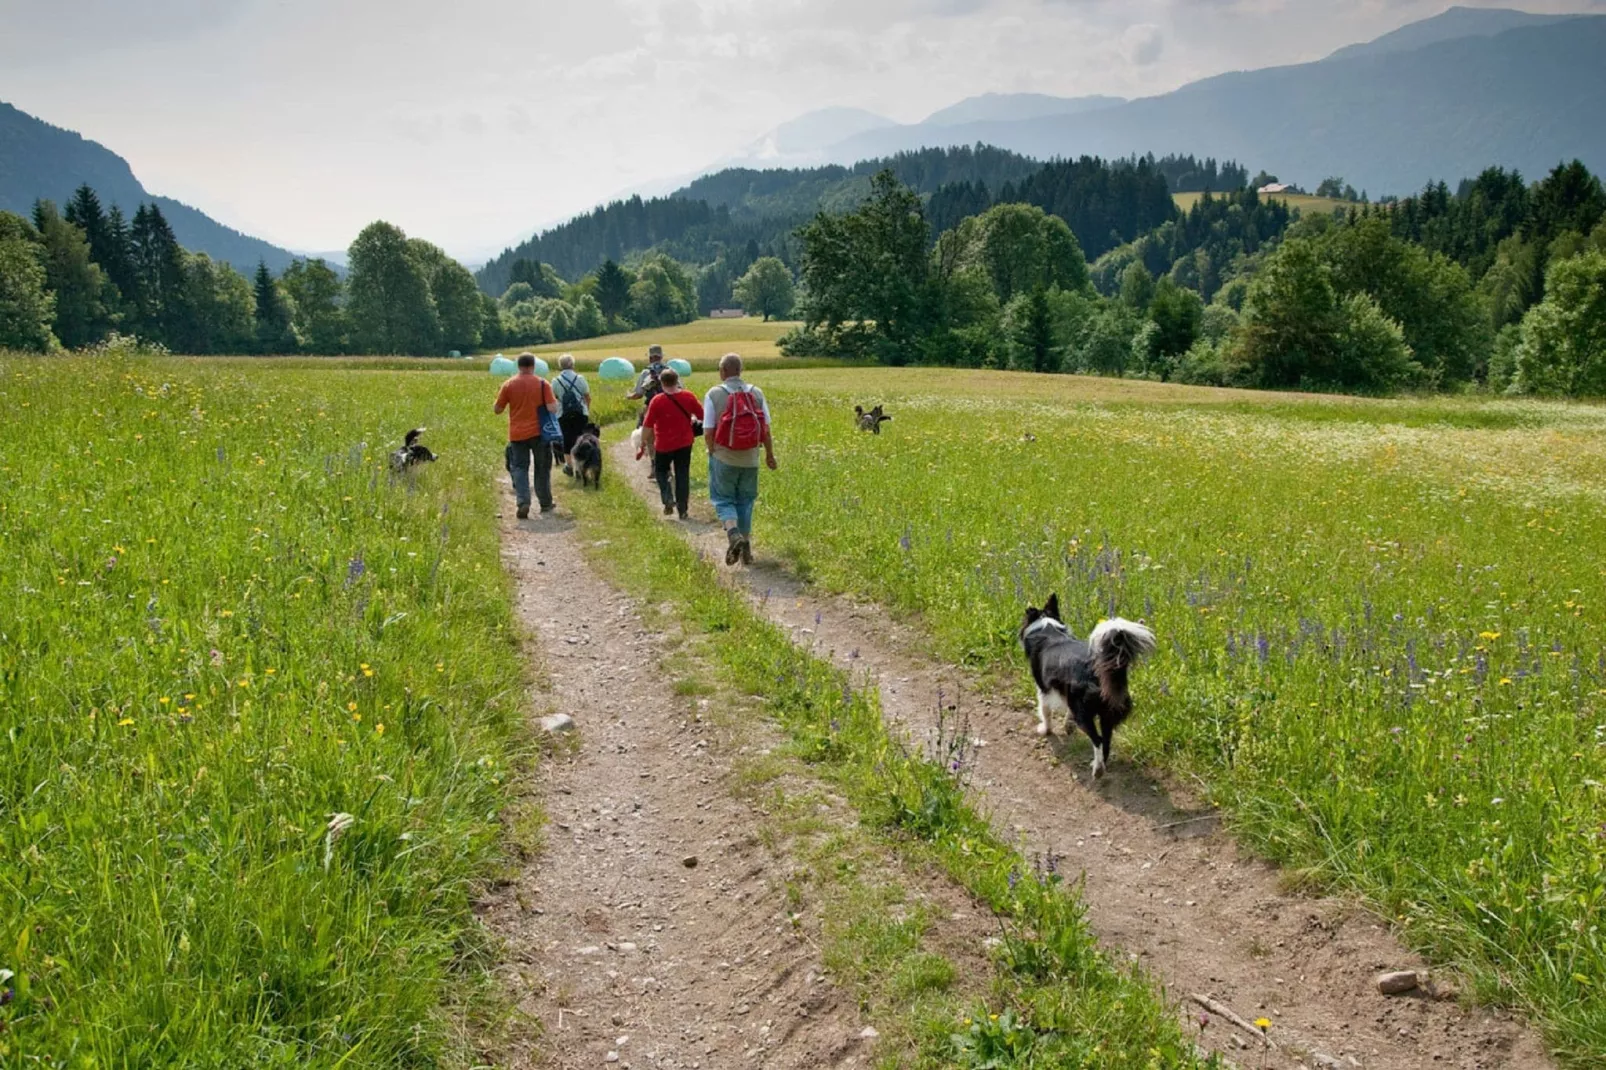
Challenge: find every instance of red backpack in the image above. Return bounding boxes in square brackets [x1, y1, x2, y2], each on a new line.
[713, 386, 767, 451]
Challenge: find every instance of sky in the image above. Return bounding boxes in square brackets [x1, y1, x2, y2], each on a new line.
[2, 0, 1601, 261]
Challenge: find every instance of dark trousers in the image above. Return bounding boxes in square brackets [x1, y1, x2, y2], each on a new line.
[507, 437, 553, 510]
[653, 445, 693, 516]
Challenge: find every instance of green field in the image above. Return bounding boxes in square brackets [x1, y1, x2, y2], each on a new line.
[1173, 190, 1353, 216]
[5, 353, 1604, 1064]
[747, 369, 1606, 1061]
[0, 358, 532, 1064]
[526, 316, 802, 361]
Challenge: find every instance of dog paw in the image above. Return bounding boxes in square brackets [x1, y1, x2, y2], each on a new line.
[1091, 755, 1107, 778]
[1035, 721, 1051, 737]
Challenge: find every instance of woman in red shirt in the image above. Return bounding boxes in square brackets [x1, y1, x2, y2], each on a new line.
[640, 368, 702, 519]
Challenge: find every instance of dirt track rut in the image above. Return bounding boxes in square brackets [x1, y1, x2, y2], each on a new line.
[613, 437, 1553, 1070]
[481, 502, 875, 1068]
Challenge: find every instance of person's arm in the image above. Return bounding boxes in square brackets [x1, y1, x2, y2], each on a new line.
[761, 394, 777, 469]
[641, 397, 658, 452]
[494, 383, 508, 415]
[545, 382, 559, 415]
[702, 390, 719, 448]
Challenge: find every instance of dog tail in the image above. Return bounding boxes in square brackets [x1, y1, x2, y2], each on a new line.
[405, 427, 425, 447]
[1089, 618, 1156, 704]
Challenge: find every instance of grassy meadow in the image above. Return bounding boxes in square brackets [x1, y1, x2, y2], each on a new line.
[0, 357, 539, 1064]
[743, 368, 1606, 1062]
[5, 344, 1605, 1065]
[1172, 190, 1353, 216]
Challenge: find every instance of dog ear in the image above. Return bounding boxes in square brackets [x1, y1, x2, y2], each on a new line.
[854, 405, 863, 416]
[1023, 605, 1041, 625]
[1043, 593, 1061, 621]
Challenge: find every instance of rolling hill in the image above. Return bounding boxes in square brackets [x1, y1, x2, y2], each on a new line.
[0, 101, 298, 274]
[733, 8, 1606, 198]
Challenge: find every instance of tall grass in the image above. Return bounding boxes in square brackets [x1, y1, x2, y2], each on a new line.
[0, 357, 530, 1064]
[749, 368, 1606, 1064]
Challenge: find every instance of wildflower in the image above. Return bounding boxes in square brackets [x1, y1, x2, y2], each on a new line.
[375, 723, 385, 736]
[1479, 631, 1501, 640]
[1254, 1017, 1271, 1031]
[117, 717, 135, 726]
[237, 678, 250, 688]
[158, 697, 170, 705]
[347, 701, 358, 712]
[362, 667, 374, 678]
[352, 713, 362, 722]
[1499, 677, 1513, 686]
[265, 668, 276, 675]
[209, 649, 224, 667]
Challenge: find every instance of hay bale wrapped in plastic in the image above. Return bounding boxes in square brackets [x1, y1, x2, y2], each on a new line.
[598, 357, 636, 381]
[668, 358, 693, 377]
[489, 355, 517, 376]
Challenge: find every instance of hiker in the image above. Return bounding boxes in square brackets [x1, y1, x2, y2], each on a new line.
[641, 367, 702, 519]
[703, 353, 776, 566]
[494, 353, 559, 518]
[552, 352, 591, 475]
[627, 344, 668, 431]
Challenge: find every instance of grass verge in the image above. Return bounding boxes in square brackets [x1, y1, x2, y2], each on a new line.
[0, 358, 531, 1065]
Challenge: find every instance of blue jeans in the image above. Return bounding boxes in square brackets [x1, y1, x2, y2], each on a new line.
[708, 457, 758, 535]
[506, 437, 553, 510]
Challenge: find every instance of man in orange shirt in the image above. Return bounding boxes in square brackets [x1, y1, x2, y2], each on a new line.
[494, 353, 560, 518]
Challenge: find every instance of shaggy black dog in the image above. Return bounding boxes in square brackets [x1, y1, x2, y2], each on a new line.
[571, 423, 603, 488]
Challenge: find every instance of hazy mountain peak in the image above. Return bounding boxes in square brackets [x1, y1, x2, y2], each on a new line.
[1325, 5, 1579, 62]
[922, 93, 1126, 127]
[748, 107, 896, 161]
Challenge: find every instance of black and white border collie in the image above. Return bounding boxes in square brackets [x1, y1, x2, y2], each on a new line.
[389, 428, 437, 472]
[1019, 594, 1157, 778]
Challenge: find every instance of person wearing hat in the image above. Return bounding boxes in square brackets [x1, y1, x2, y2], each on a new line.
[627, 344, 669, 440]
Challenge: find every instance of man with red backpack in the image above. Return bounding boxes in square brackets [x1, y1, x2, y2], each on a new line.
[702, 352, 777, 566]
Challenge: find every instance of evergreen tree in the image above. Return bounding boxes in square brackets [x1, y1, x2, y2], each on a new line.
[129, 204, 188, 344]
[593, 259, 633, 324]
[99, 206, 140, 313]
[252, 261, 297, 353]
[31, 200, 114, 348]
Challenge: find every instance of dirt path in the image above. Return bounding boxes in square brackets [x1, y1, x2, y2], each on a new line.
[480, 503, 874, 1068]
[613, 439, 1553, 1070]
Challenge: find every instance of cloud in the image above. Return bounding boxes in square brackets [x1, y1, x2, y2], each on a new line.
[1122, 22, 1165, 65]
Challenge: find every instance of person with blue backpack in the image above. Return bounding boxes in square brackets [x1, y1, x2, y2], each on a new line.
[551, 353, 591, 476]
[703, 352, 777, 566]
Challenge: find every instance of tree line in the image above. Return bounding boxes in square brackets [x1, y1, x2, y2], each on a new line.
[2, 185, 500, 355]
[782, 161, 1606, 397]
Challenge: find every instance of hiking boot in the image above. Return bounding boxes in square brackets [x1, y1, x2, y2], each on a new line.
[725, 530, 745, 566]
[516, 504, 530, 519]
[663, 503, 675, 516]
[739, 537, 753, 566]
[677, 511, 689, 521]
[539, 503, 556, 514]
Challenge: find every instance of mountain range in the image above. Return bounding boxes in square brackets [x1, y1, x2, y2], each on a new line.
[0, 101, 299, 274]
[728, 7, 1605, 198]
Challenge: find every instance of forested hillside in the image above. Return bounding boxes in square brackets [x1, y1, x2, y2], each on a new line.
[781, 159, 1606, 398]
[1, 102, 299, 274]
